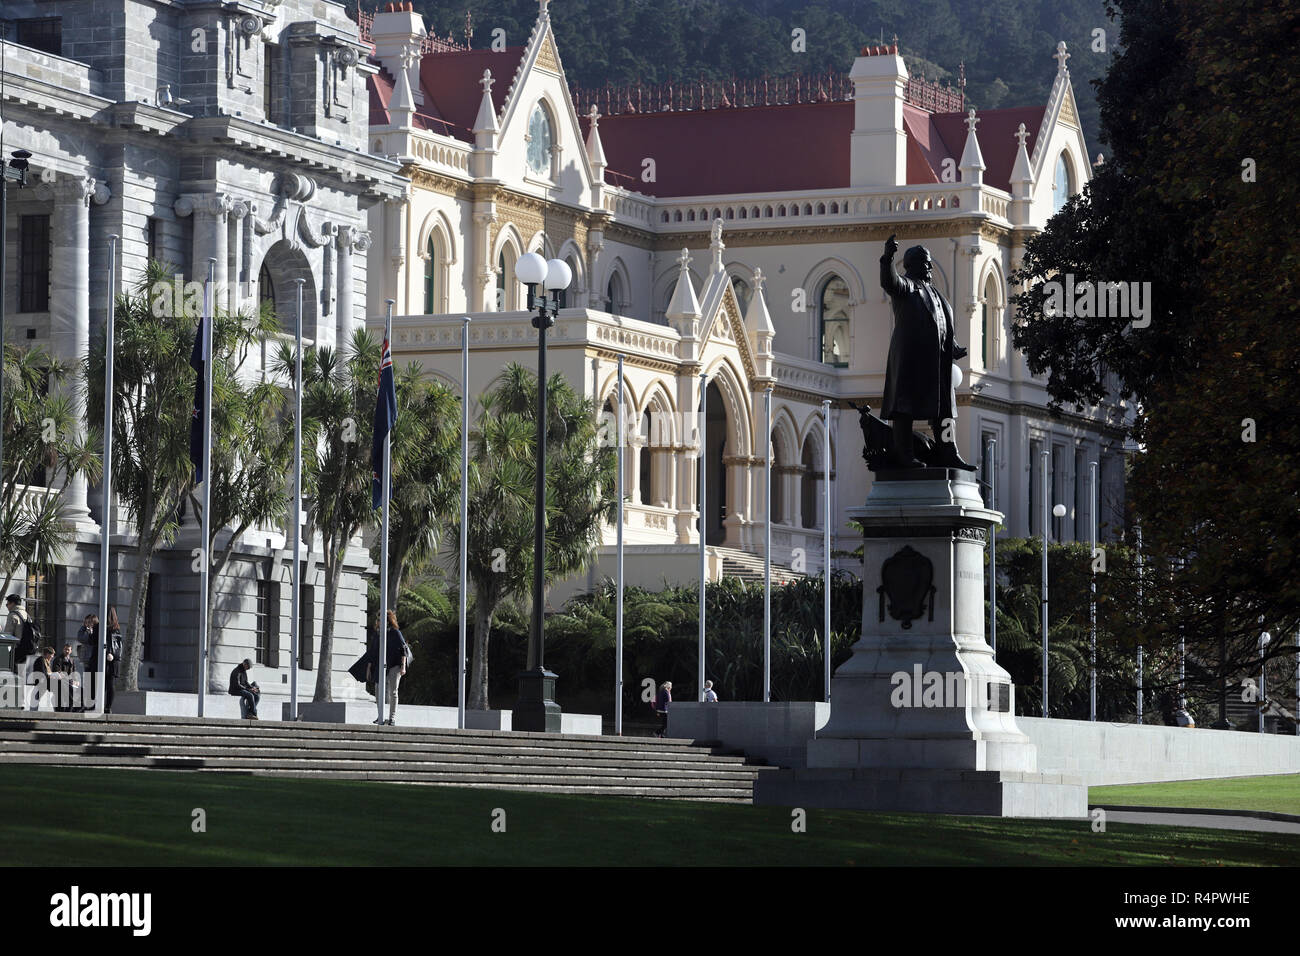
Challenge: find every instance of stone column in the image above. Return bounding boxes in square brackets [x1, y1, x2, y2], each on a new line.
[46, 175, 108, 529]
[335, 225, 368, 351]
[473, 211, 495, 311]
[176, 193, 233, 292]
[227, 201, 248, 313]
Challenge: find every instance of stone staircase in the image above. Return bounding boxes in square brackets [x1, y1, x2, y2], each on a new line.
[0, 712, 774, 803]
[714, 546, 802, 585]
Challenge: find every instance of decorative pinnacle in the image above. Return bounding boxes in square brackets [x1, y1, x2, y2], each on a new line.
[480, 69, 494, 94]
[752, 266, 765, 290]
[1054, 41, 1070, 74]
[964, 108, 979, 133]
[588, 104, 600, 128]
[1015, 122, 1029, 148]
[678, 248, 691, 270]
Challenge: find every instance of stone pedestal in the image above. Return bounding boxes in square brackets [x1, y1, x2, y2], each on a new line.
[755, 469, 1085, 817]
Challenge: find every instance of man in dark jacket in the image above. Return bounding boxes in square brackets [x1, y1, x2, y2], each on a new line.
[29, 647, 55, 711]
[229, 659, 260, 719]
[879, 234, 974, 471]
[54, 644, 80, 712]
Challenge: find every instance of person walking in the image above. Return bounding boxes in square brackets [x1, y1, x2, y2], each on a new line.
[379, 610, 410, 726]
[87, 609, 122, 714]
[703, 680, 719, 703]
[652, 681, 672, 737]
[228, 658, 260, 719]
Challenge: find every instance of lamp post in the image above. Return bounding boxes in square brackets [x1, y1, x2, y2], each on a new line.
[1089, 459, 1097, 721]
[986, 437, 997, 656]
[1258, 629, 1271, 734]
[1042, 441, 1065, 718]
[513, 250, 571, 733]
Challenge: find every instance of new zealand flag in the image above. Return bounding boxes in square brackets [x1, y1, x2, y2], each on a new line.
[371, 331, 397, 510]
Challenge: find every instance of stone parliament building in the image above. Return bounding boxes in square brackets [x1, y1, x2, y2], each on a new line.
[0, 0, 1130, 706]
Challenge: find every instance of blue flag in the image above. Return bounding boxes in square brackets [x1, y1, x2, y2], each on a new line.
[189, 314, 205, 482]
[371, 332, 397, 510]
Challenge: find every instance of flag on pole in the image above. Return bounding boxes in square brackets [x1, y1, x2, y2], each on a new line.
[371, 328, 397, 510]
[188, 314, 206, 482]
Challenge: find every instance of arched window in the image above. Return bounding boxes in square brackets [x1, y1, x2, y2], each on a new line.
[496, 251, 507, 311]
[639, 411, 652, 506]
[981, 274, 999, 369]
[605, 272, 623, 317]
[801, 439, 817, 529]
[258, 262, 275, 314]
[730, 274, 751, 315]
[1052, 152, 1074, 214]
[819, 276, 850, 367]
[527, 103, 554, 177]
[769, 432, 784, 525]
[554, 255, 578, 310]
[423, 235, 438, 314]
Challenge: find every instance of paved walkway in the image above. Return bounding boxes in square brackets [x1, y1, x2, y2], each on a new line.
[1094, 805, 1300, 835]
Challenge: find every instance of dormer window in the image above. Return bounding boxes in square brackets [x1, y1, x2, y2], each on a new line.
[526, 103, 554, 177]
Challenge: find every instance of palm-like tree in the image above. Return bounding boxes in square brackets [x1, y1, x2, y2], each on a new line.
[284, 328, 378, 702]
[455, 363, 616, 709]
[195, 302, 290, 690]
[86, 261, 198, 691]
[381, 367, 460, 610]
[0, 345, 101, 593]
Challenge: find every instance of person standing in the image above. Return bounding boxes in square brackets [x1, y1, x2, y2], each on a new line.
[75, 614, 97, 666]
[703, 680, 719, 703]
[652, 681, 672, 737]
[29, 647, 55, 711]
[87, 609, 122, 714]
[54, 644, 80, 712]
[380, 610, 409, 727]
[228, 658, 260, 719]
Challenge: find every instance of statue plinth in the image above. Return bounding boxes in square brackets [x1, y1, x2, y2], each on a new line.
[755, 471, 1086, 817]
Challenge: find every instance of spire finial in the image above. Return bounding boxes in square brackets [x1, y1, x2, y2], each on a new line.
[540, 0, 550, 18]
[964, 108, 979, 133]
[678, 248, 691, 271]
[752, 266, 765, 290]
[480, 69, 494, 94]
[588, 103, 600, 128]
[1054, 40, 1070, 74]
[1015, 122, 1029, 148]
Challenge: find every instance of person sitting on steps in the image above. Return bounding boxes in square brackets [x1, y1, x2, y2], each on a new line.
[229, 658, 260, 719]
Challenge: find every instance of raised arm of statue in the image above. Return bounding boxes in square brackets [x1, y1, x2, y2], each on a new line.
[880, 233, 906, 298]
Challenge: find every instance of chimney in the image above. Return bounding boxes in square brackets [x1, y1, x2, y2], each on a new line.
[849, 43, 907, 187]
[371, 5, 427, 107]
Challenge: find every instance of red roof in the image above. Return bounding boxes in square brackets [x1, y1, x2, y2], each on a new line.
[369, 47, 1048, 195]
[591, 100, 1046, 197]
[592, 101, 852, 197]
[369, 47, 525, 142]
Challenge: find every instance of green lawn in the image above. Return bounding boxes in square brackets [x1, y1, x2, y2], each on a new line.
[1091, 774, 1300, 816]
[2, 766, 1297, 866]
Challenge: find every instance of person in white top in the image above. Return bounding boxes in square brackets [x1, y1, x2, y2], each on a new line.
[703, 680, 719, 703]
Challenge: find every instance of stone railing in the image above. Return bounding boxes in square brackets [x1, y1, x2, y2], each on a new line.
[406, 130, 472, 177]
[774, 354, 839, 396]
[602, 187, 655, 227]
[0, 39, 103, 97]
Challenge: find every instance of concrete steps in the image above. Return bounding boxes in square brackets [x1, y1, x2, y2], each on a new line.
[715, 546, 801, 585]
[0, 712, 772, 803]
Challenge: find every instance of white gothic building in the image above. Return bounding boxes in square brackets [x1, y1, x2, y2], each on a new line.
[362, 1, 1130, 596]
[0, 0, 405, 703]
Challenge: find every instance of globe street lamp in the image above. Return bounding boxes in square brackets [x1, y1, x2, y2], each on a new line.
[514, 251, 572, 733]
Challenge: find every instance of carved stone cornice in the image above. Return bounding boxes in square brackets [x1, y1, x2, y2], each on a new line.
[405, 166, 475, 202]
[650, 220, 991, 252]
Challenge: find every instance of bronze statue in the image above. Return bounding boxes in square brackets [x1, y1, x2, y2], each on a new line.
[878, 233, 975, 471]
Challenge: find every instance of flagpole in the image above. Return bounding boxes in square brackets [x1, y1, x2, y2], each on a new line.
[822, 399, 831, 703]
[762, 387, 771, 703]
[289, 278, 305, 721]
[198, 258, 214, 719]
[377, 300, 394, 727]
[94, 236, 117, 717]
[457, 316, 470, 730]
[615, 355, 625, 735]
[697, 371, 707, 702]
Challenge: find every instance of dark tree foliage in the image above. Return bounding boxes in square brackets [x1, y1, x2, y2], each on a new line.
[1010, 0, 1300, 706]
